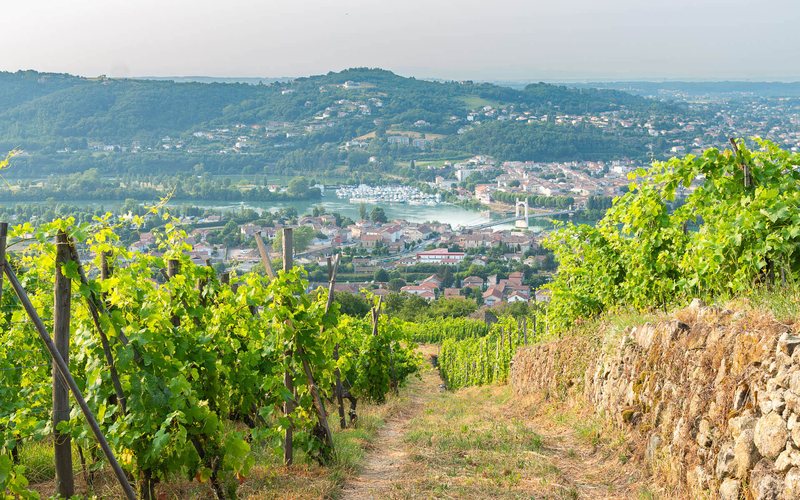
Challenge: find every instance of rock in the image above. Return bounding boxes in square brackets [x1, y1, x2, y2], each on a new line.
[759, 394, 786, 415]
[716, 444, 737, 479]
[754, 412, 788, 459]
[790, 372, 800, 394]
[792, 423, 800, 448]
[688, 298, 705, 312]
[775, 449, 793, 473]
[785, 467, 800, 499]
[787, 392, 800, 414]
[778, 332, 800, 356]
[697, 419, 713, 448]
[730, 414, 756, 439]
[645, 434, 661, 462]
[789, 413, 799, 431]
[634, 324, 656, 349]
[735, 429, 761, 478]
[733, 384, 751, 411]
[750, 459, 782, 500]
[719, 478, 740, 500]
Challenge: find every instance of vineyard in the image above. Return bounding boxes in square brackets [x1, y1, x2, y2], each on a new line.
[405, 317, 488, 344]
[437, 315, 541, 390]
[543, 139, 800, 332]
[0, 215, 420, 499]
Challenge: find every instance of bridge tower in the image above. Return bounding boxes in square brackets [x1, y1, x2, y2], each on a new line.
[515, 199, 529, 229]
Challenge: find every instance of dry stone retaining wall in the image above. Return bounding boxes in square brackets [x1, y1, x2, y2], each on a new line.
[511, 301, 800, 499]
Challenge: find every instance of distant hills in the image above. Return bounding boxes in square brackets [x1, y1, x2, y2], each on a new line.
[0, 68, 666, 145]
[570, 81, 800, 98]
[0, 68, 687, 176]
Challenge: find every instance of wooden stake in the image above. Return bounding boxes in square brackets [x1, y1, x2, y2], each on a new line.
[254, 232, 276, 279]
[167, 259, 180, 327]
[282, 228, 295, 465]
[3, 259, 136, 500]
[282, 228, 293, 272]
[326, 255, 347, 429]
[0, 222, 7, 304]
[729, 138, 753, 189]
[523, 316, 528, 345]
[66, 241, 129, 412]
[53, 231, 75, 498]
[100, 251, 111, 281]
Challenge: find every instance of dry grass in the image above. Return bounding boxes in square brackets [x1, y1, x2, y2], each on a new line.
[391, 382, 657, 499]
[24, 375, 422, 500]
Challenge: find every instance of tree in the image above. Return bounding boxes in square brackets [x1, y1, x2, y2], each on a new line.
[428, 297, 477, 319]
[388, 278, 406, 291]
[334, 291, 371, 317]
[359, 203, 368, 221]
[272, 225, 316, 254]
[436, 266, 455, 288]
[287, 176, 310, 196]
[373, 268, 390, 282]
[370, 206, 388, 223]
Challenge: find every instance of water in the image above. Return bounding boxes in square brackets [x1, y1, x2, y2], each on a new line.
[0, 195, 550, 230]
[173, 198, 500, 228]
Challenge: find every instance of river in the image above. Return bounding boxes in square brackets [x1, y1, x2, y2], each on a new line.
[0, 195, 551, 231]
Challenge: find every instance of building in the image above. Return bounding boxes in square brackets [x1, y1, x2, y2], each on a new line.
[462, 276, 485, 289]
[400, 285, 436, 301]
[416, 248, 466, 265]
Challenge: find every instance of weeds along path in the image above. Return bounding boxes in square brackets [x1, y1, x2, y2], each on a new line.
[340, 345, 442, 500]
[341, 343, 653, 499]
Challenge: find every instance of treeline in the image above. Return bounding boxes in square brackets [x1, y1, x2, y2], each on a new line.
[490, 191, 575, 209]
[0, 68, 677, 176]
[442, 120, 660, 162]
[5, 169, 321, 202]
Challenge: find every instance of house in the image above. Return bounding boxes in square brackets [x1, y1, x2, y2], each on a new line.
[474, 184, 494, 204]
[420, 274, 443, 288]
[443, 288, 461, 298]
[400, 285, 436, 301]
[508, 272, 524, 286]
[416, 248, 465, 265]
[507, 290, 529, 303]
[483, 287, 503, 307]
[359, 234, 382, 248]
[535, 289, 551, 303]
[462, 276, 485, 289]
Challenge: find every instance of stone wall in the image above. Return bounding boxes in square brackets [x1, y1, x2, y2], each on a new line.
[511, 301, 800, 499]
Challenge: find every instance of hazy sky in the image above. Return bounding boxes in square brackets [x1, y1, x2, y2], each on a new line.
[3, 0, 799, 81]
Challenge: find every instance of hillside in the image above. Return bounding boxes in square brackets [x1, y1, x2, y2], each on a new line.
[0, 68, 681, 175]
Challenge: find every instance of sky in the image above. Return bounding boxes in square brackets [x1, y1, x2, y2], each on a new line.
[3, 0, 799, 82]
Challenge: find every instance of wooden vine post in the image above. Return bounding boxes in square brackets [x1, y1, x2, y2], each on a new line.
[523, 316, 528, 345]
[282, 228, 296, 465]
[66, 241, 128, 413]
[0, 222, 6, 304]
[53, 231, 75, 497]
[254, 231, 276, 279]
[0, 224, 137, 500]
[167, 259, 181, 326]
[327, 255, 348, 430]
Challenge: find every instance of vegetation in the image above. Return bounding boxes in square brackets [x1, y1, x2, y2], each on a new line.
[0, 68, 680, 178]
[439, 316, 536, 390]
[0, 215, 420, 498]
[405, 317, 489, 344]
[543, 139, 800, 332]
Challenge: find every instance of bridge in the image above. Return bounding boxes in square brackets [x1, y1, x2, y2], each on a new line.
[460, 209, 574, 231]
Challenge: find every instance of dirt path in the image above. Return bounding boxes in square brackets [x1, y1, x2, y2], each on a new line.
[340, 346, 653, 499]
[339, 348, 442, 499]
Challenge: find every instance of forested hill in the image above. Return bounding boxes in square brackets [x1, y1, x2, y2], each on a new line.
[0, 68, 671, 146]
[0, 68, 689, 176]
